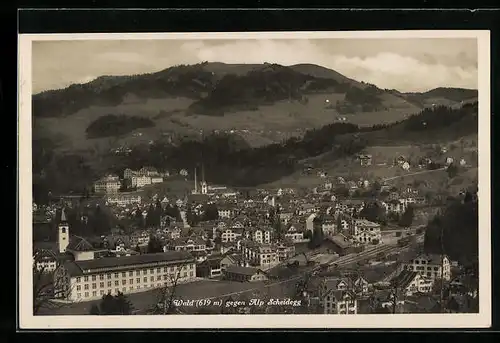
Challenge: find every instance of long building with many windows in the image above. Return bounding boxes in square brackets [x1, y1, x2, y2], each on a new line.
[53, 251, 196, 302]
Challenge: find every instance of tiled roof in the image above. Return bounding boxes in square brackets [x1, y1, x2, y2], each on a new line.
[224, 265, 264, 276]
[62, 251, 194, 276]
[67, 236, 96, 252]
[392, 269, 419, 290]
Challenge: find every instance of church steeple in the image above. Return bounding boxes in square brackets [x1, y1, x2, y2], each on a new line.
[58, 207, 70, 253]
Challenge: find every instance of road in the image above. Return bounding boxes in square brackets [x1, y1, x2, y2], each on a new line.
[383, 167, 446, 182]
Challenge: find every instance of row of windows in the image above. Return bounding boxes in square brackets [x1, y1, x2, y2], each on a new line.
[75, 265, 194, 283]
[75, 271, 194, 290]
[76, 283, 170, 299]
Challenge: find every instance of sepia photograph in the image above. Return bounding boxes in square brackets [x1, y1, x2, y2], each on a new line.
[18, 30, 491, 329]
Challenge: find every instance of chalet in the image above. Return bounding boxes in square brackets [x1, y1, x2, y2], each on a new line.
[222, 265, 269, 282]
[284, 223, 305, 243]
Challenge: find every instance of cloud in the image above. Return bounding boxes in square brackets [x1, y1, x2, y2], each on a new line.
[32, 38, 478, 93]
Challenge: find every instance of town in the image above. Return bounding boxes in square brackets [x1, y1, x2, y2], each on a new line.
[32, 152, 479, 316]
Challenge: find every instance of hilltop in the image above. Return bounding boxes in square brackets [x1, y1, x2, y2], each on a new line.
[32, 62, 477, 154]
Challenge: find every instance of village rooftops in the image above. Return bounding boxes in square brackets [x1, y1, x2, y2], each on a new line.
[327, 235, 352, 249]
[61, 251, 194, 277]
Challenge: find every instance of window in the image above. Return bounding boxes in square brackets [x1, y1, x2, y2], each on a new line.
[84, 292, 89, 298]
[163, 267, 168, 273]
[114, 280, 119, 286]
[136, 271, 140, 276]
[122, 280, 127, 285]
[100, 290, 104, 296]
[100, 282, 104, 288]
[92, 283, 97, 289]
[122, 272, 126, 277]
[143, 277, 147, 283]
[129, 271, 133, 277]
[183, 272, 187, 278]
[76, 277, 81, 283]
[76, 285, 81, 291]
[136, 278, 140, 283]
[143, 270, 147, 275]
[114, 273, 119, 278]
[150, 276, 154, 282]
[92, 291, 97, 297]
[92, 275, 97, 281]
[157, 268, 161, 273]
[84, 276, 89, 282]
[107, 281, 112, 287]
[157, 276, 161, 281]
[163, 275, 168, 280]
[84, 284, 89, 290]
[122, 287, 126, 292]
[107, 274, 111, 279]
[150, 269, 154, 274]
[189, 271, 193, 277]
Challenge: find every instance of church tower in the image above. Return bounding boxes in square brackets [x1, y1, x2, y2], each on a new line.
[200, 163, 208, 195]
[58, 208, 70, 253]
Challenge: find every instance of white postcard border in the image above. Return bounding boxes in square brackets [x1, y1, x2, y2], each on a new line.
[18, 30, 491, 329]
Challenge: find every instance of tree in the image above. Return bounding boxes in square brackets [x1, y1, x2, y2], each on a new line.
[90, 291, 134, 315]
[134, 244, 141, 253]
[359, 201, 386, 224]
[398, 205, 415, 227]
[33, 258, 69, 315]
[147, 235, 164, 254]
[203, 203, 219, 221]
[151, 260, 193, 315]
[446, 163, 459, 178]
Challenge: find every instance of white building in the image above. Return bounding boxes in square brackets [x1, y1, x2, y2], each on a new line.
[53, 251, 196, 302]
[94, 175, 121, 194]
[322, 289, 358, 314]
[352, 219, 382, 244]
[131, 176, 152, 188]
[106, 194, 142, 207]
[405, 254, 451, 281]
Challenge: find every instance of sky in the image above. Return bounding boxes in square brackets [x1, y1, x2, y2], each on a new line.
[32, 38, 478, 94]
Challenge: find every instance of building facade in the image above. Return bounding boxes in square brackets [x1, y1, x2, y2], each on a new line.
[53, 251, 196, 302]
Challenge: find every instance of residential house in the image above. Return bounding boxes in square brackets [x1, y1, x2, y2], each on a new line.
[220, 253, 248, 270]
[297, 203, 316, 216]
[223, 265, 269, 282]
[196, 256, 223, 278]
[165, 237, 207, 253]
[391, 269, 434, 296]
[321, 215, 336, 236]
[241, 241, 279, 269]
[352, 219, 382, 244]
[405, 254, 451, 281]
[284, 223, 306, 243]
[322, 289, 358, 314]
[93, 175, 121, 194]
[130, 175, 152, 189]
[250, 227, 272, 244]
[275, 242, 296, 262]
[357, 154, 372, 166]
[106, 193, 142, 207]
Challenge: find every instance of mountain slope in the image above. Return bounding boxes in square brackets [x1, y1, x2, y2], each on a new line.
[32, 62, 478, 155]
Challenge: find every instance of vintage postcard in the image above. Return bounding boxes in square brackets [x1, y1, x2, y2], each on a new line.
[18, 30, 491, 329]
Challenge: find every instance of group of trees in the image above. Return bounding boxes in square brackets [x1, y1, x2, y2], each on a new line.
[358, 201, 415, 227]
[85, 114, 155, 139]
[89, 292, 134, 315]
[131, 202, 181, 229]
[424, 189, 478, 266]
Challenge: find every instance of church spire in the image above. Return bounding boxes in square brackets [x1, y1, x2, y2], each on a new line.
[60, 207, 67, 223]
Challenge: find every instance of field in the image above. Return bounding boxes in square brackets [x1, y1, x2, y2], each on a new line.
[37, 279, 264, 315]
[34, 89, 423, 154]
